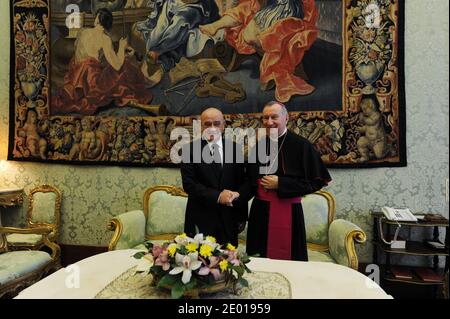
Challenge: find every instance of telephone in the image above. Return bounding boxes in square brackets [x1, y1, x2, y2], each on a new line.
[382, 207, 417, 222]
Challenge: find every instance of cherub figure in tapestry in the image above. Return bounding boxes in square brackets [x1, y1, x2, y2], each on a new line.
[78, 117, 110, 160]
[144, 118, 176, 162]
[357, 98, 389, 162]
[16, 110, 48, 159]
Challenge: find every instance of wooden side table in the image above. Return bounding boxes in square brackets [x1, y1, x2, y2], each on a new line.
[0, 188, 24, 226]
[0, 188, 24, 249]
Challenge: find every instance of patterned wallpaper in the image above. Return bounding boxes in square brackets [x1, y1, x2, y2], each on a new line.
[0, 0, 448, 264]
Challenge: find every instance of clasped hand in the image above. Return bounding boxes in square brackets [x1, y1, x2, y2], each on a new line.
[260, 175, 278, 190]
[219, 189, 240, 207]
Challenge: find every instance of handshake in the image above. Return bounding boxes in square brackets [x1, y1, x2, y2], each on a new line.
[218, 189, 240, 207]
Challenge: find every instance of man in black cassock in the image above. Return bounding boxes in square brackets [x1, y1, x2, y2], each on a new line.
[246, 101, 332, 261]
[180, 108, 251, 246]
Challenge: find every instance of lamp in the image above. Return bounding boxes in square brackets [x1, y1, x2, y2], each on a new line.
[0, 160, 9, 173]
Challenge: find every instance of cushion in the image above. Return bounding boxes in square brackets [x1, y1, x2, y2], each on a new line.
[6, 234, 43, 245]
[115, 210, 146, 250]
[146, 191, 187, 236]
[307, 250, 336, 263]
[31, 192, 57, 224]
[0, 251, 51, 285]
[302, 193, 330, 246]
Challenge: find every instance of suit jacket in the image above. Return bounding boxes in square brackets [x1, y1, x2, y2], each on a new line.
[180, 138, 251, 246]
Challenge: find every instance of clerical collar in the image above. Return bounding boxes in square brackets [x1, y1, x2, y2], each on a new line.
[278, 128, 287, 139]
[268, 128, 287, 141]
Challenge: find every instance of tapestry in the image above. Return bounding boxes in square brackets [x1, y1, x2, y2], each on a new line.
[8, 0, 406, 167]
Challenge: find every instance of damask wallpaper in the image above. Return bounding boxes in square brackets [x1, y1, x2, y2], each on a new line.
[0, 0, 448, 264]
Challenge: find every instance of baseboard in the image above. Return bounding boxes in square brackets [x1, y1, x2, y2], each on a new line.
[60, 244, 108, 267]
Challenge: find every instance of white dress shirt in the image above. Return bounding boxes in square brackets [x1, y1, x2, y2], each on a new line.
[207, 137, 223, 165]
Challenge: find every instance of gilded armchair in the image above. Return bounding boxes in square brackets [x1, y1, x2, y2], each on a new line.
[7, 185, 62, 250]
[107, 186, 188, 251]
[108, 185, 366, 270]
[0, 226, 60, 298]
[301, 190, 367, 270]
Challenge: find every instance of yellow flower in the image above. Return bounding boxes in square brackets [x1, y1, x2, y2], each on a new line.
[226, 243, 236, 251]
[206, 236, 216, 243]
[199, 244, 213, 257]
[219, 260, 229, 272]
[178, 233, 187, 238]
[186, 242, 198, 252]
[168, 243, 177, 257]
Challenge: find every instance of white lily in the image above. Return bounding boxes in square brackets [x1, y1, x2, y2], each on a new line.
[174, 234, 190, 246]
[192, 233, 204, 244]
[169, 252, 202, 284]
[135, 254, 154, 274]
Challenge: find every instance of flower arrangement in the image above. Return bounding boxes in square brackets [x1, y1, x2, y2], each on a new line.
[15, 13, 47, 85]
[133, 233, 251, 298]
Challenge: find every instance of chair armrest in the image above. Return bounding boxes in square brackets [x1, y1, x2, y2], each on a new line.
[107, 210, 146, 251]
[328, 219, 366, 270]
[0, 226, 52, 235]
[0, 226, 61, 260]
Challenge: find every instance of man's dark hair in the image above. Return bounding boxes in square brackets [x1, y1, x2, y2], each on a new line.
[96, 8, 113, 32]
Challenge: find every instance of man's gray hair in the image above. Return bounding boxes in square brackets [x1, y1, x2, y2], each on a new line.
[264, 100, 288, 116]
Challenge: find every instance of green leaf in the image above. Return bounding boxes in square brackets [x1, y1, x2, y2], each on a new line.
[231, 266, 244, 277]
[157, 274, 178, 288]
[244, 264, 252, 273]
[206, 274, 216, 285]
[171, 282, 185, 299]
[184, 277, 197, 290]
[239, 278, 249, 287]
[151, 265, 167, 276]
[144, 241, 154, 250]
[240, 255, 251, 263]
[133, 251, 146, 259]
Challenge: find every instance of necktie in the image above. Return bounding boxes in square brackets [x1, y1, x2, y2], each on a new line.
[211, 143, 222, 166]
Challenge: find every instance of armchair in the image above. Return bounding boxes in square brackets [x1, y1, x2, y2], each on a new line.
[7, 185, 62, 250]
[108, 186, 366, 270]
[107, 186, 187, 251]
[301, 190, 367, 270]
[0, 226, 60, 298]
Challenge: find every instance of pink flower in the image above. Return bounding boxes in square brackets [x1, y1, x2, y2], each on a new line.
[154, 249, 170, 271]
[225, 250, 240, 266]
[198, 256, 222, 280]
[152, 244, 162, 258]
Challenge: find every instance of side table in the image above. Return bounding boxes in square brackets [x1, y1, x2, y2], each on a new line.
[0, 188, 24, 248]
[0, 188, 24, 226]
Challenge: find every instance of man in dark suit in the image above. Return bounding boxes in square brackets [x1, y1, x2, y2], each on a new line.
[180, 108, 251, 247]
